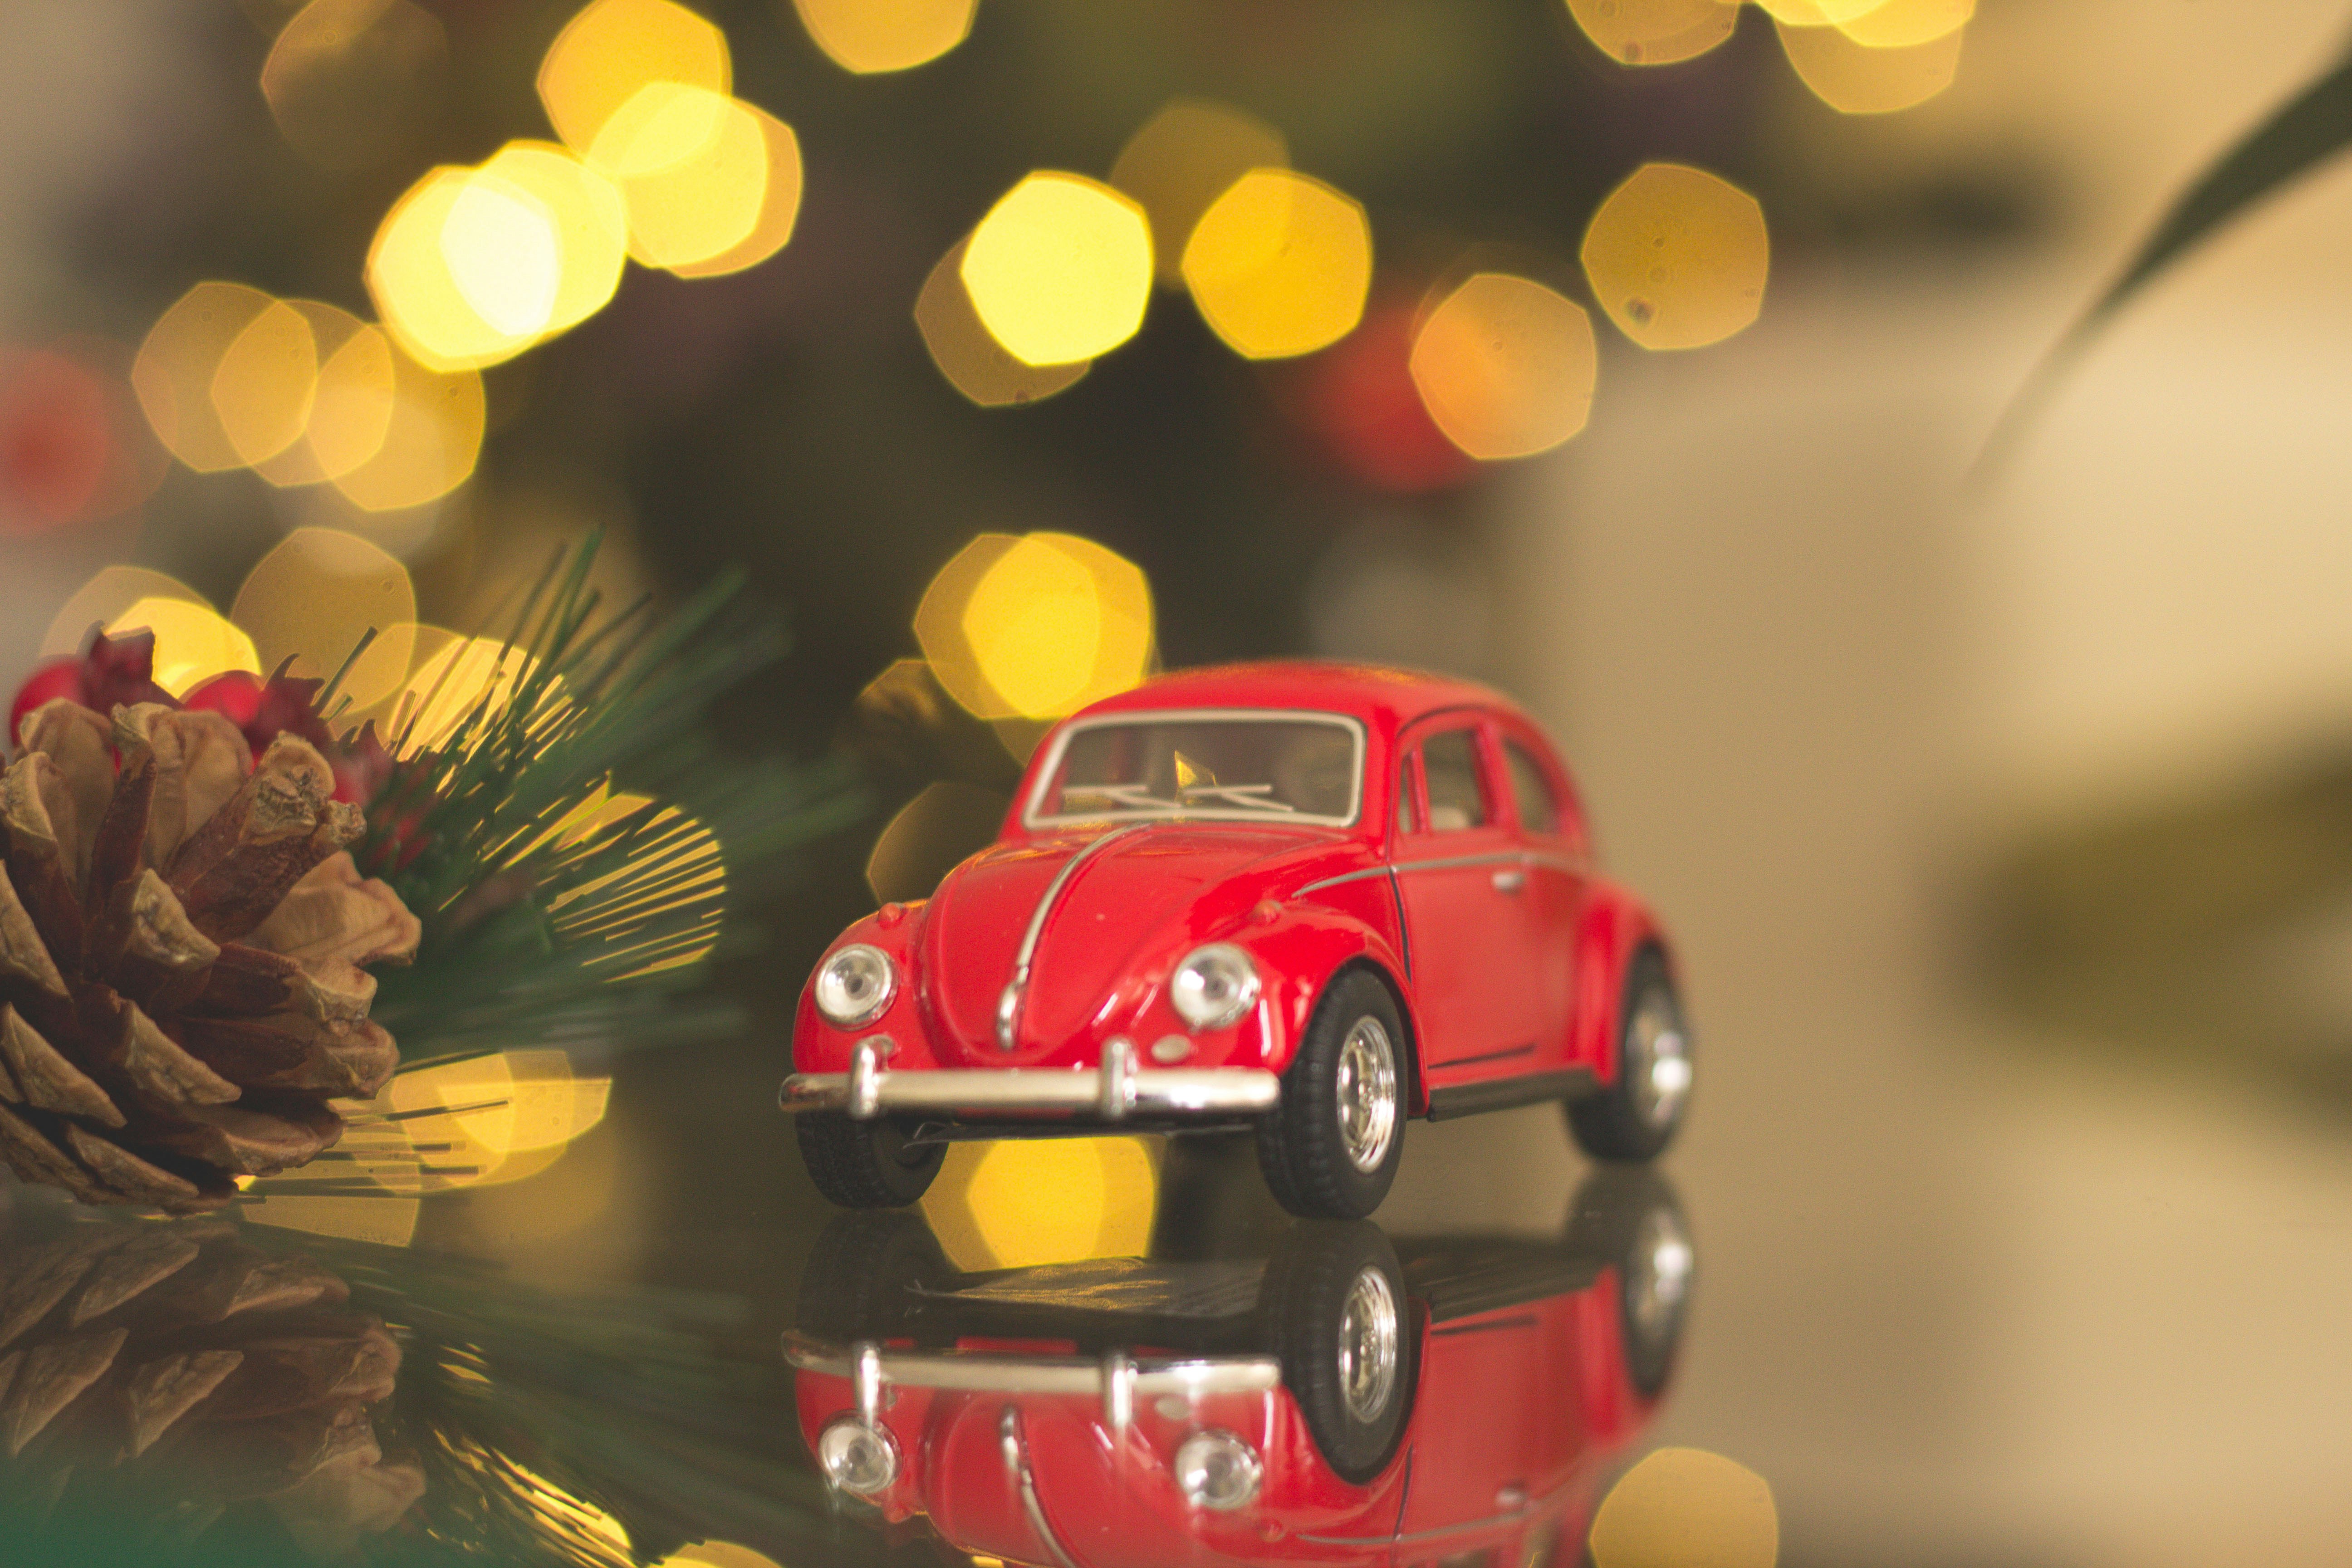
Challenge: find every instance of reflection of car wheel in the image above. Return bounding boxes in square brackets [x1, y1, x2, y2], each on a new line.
[1257, 969, 1407, 1220]
[1566, 1167, 1693, 1397]
[1263, 1221, 1415, 1484]
[1567, 945, 1690, 1162]
[797, 1210, 954, 1344]
[798, 1113, 946, 1209]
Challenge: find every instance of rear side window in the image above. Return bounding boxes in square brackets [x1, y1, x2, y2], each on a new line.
[1504, 739, 1560, 835]
[1419, 730, 1488, 831]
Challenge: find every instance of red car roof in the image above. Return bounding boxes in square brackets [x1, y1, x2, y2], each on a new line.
[1077, 660, 1518, 735]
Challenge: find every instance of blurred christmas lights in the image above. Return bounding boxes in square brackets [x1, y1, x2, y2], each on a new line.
[915, 532, 1153, 722]
[1582, 162, 1769, 351]
[1565, 0, 1739, 67]
[916, 235, 1090, 407]
[1410, 273, 1598, 461]
[1112, 99, 1290, 285]
[536, 0, 730, 156]
[1181, 168, 1373, 361]
[792, 0, 976, 74]
[230, 527, 419, 708]
[1834, 0, 1971, 47]
[961, 174, 1154, 367]
[1775, 14, 1965, 113]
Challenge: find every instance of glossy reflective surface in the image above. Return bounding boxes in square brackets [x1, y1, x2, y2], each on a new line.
[0, 1071, 1713, 1568]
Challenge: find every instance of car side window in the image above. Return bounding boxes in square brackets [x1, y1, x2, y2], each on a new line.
[1503, 738, 1560, 836]
[1419, 729, 1488, 832]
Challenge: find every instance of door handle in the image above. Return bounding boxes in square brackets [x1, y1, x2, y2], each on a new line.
[1491, 868, 1526, 892]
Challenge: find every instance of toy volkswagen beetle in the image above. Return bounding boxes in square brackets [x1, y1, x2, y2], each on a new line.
[781, 662, 1690, 1218]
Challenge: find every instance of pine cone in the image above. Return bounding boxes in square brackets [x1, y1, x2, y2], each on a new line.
[0, 698, 420, 1214]
[0, 1216, 421, 1546]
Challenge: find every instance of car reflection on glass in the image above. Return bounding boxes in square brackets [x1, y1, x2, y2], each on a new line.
[784, 1169, 1691, 1568]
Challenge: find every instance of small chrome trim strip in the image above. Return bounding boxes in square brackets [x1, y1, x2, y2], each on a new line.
[779, 1062, 1282, 1119]
[998, 823, 1147, 1051]
[787, 1333, 1282, 1401]
[1001, 1406, 1083, 1568]
[1297, 865, 1391, 894]
[1392, 849, 1524, 874]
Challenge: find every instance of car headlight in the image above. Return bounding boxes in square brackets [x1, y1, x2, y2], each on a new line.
[814, 944, 896, 1028]
[1173, 1429, 1262, 1511]
[1169, 944, 1259, 1032]
[817, 1416, 900, 1495]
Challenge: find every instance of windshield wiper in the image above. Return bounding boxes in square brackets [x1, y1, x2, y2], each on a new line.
[1178, 783, 1297, 812]
[1069, 783, 1184, 810]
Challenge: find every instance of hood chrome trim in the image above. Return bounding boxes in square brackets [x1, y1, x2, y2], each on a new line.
[995, 823, 1148, 1051]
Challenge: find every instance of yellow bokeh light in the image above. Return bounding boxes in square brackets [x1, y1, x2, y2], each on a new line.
[364, 1050, 614, 1193]
[916, 534, 1154, 721]
[1181, 167, 1372, 360]
[443, 175, 564, 338]
[249, 302, 378, 488]
[666, 108, 802, 278]
[793, 0, 975, 74]
[387, 635, 543, 754]
[210, 300, 319, 468]
[41, 568, 212, 660]
[104, 596, 264, 697]
[1565, 0, 1739, 66]
[231, 526, 419, 708]
[1410, 273, 1597, 461]
[132, 281, 277, 473]
[961, 173, 1154, 368]
[921, 1137, 1160, 1271]
[304, 322, 401, 482]
[1111, 99, 1289, 284]
[480, 142, 630, 329]
[368, 167, 540, 370]
[331, 344, 484, 513]
[536, 0, 730, 155]
[589, 84, 780, 271]
[1750, 0, 1886, 22]
[1776, 17, 1964, 113]
[261, 0, 448, 172]
[1836, 0, 1971, 48]
[242, 1193, 421, 1247]
[1589, 1448, 1779, 1568]
[915, 235, 1090, 407]
[549, 800, 727, 980]
[657, 1545, 784, 1568]
[1581, 162, 1769, 351]
[866, 780, 1011, 904]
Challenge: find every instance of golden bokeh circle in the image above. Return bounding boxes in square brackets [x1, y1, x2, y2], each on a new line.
[230, 527, 420, 708]
[1112, 100, 1290, 284]
[1565, 0, 1740, 67]
[537, 0, 731, 155]
[1409, 273, 1598, 461]
[792, 0, 975, 74]
[960, 174, 1155, 368]
[1181, 168, 1373, 361]
[1581, 162, 1769, 352]
[1589, 1447, 1779, 1568]
[915, 236, 1091, 407]
[1776, 17, 1965, 113]
[915, 532, 1154, 721]
[132, 282, 278, 474]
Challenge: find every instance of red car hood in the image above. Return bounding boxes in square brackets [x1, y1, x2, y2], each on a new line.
[915, 821, 1348, 1061]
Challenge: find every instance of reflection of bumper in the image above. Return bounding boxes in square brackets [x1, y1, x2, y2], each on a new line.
[779, 1036, 1281, 1121]
[784, 1331, 1280, 1421]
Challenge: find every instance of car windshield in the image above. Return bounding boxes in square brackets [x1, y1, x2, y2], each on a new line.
[1028, 713, 1364, 826]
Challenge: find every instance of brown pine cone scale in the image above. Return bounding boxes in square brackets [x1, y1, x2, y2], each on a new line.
[0, 699, 420, 1213]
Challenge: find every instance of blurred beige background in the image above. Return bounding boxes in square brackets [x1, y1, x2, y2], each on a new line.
[1317, 4, 2352, 1564]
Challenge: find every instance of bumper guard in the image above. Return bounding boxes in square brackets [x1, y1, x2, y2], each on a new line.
[778, 1036, 1282, 1122]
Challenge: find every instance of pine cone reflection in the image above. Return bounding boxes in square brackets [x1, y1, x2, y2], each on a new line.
[0, 1214, 420, 1551]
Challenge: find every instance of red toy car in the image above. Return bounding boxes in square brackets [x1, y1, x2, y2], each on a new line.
[782, 662, 1690, 1218]
[784, 1169, 1692, 1566]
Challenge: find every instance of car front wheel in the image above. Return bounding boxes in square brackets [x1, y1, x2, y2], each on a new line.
[797, 1113, 946, 1208]
[1257, 969, 1407, 1220]
[1566, 944, 1690, 1162]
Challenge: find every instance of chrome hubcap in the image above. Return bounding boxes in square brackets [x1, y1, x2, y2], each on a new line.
[1337, 1265, 1401, 1424]
[1625, 1207, 1694, 1348]
[1627, 988, 1690, 1131]
[1334, 1018, 1398, 1172]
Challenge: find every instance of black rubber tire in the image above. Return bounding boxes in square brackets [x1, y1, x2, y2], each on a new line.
[1261, 1221, 1416, 1484]
[1256, 969, 1408, 1220]
[796, 1210, 956, 1344]
[796, 1113, 946, 1209]
[1564, 1166, 1692, 1397]
[1566, 945, 1689, 1163]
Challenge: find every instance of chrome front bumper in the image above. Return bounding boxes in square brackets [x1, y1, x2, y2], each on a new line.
[778, 1036, 1282, 1122]
[784, 1332, 1280, 1431]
